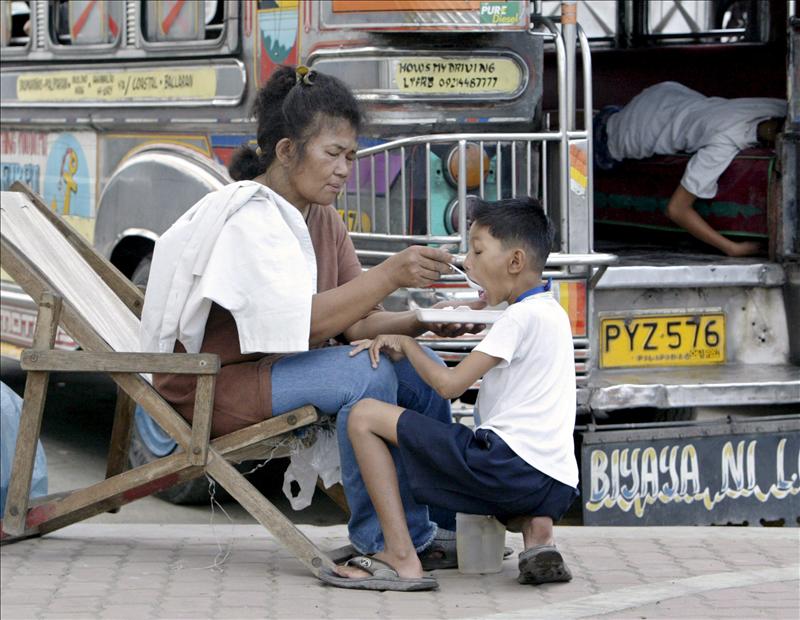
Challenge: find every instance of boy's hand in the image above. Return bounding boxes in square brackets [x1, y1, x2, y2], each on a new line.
[350, 335, 408, 367]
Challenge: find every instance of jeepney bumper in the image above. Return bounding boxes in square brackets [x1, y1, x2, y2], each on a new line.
[581, 363, 800, 411]
[585, 257, 800, 413]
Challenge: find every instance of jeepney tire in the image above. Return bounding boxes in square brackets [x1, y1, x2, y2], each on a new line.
[131, 253, 153, 291]
[654, 407, 696, 422]
[128, 253, 233, 505]
[128, 421, 232, 505]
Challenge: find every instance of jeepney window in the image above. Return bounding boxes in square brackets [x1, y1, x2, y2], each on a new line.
[142, 0, 224, 43]
[646, 0, 760, 43]
[49, 0, 122, 46]
[539, 0, 618, 44]
[0, 0, 30, 48]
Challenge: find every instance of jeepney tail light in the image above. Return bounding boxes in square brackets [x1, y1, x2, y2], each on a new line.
[554, 280, 587, 337]
[444, 142, 489, 190]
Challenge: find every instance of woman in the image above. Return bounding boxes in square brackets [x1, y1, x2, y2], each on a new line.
[151, 66, 480, 566]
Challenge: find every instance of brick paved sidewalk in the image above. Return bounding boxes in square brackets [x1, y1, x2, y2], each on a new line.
[1, 524, 798, 619]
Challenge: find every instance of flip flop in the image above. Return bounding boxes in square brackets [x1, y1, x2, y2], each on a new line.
[318, 556, 439, 592]
[517, 545, 573, 585]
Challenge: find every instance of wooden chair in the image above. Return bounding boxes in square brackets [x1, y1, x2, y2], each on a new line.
[0, 183, 342, 577]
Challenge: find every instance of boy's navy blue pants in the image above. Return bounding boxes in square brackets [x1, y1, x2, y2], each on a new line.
[396, 409, 578, 522]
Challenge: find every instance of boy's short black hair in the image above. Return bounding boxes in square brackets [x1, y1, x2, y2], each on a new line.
[470, 196, 554, 273]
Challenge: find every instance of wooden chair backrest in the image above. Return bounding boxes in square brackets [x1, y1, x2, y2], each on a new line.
[1, 190, 139, 354]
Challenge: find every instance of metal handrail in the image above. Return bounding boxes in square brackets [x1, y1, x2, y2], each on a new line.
[356, 131, 576, 155]
[578, 23, 594, 250]
[344, 15, 613, 280]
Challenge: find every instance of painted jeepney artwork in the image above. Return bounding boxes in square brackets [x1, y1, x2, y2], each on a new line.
[257, 1, 300, 85]
[1, 130, 96, 231]
[43, 133, 95, 218]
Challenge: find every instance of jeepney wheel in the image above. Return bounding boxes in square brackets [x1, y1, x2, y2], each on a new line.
[127, 254, 232, 505]
[653, 407, 696, 422]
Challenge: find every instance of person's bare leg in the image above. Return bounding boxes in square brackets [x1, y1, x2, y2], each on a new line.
[508, 516, 554, 550]
[334, 399, 424, 580]
[665, 184, 761, 257]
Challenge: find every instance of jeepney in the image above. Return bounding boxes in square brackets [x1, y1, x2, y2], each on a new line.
[1, 1, 798, 519]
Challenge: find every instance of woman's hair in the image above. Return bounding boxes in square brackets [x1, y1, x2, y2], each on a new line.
[229, 66, 362, 181]
[471, 196, 554, 273]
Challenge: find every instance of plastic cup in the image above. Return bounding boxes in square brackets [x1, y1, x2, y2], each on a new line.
[456, 513, 506, 574]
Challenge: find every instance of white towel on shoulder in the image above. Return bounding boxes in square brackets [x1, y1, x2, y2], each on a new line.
[140, 180, 316, 355]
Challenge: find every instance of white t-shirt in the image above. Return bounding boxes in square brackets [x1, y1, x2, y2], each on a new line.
[606, 81, 785, 199]
[473, 291, 578, 488]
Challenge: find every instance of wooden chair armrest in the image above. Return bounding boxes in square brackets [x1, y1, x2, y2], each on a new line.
[20, 350, 220, 375]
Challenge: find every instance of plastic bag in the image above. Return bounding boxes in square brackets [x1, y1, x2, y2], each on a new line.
[282, 427, 341, 510]
[1, 381, 48, 514]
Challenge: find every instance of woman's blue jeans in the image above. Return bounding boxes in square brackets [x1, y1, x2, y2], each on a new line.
[271, 345, 456, 554]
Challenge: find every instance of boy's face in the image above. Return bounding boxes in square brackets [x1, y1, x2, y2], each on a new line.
[464, 222, 513, 306]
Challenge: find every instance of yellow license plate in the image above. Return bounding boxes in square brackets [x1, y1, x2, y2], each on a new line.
[600, 313, 725, 368]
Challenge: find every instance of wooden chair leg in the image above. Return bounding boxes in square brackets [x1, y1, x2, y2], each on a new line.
[3, 293, 61, 536]
[317, 479, 350, 518]
[104, 387, 136, 513]
[206, 454, 336, 577]
[106, 387, 136, 480]
[188, 375, 215, 466]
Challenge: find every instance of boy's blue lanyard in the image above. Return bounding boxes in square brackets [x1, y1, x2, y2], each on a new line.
[514, 278, 552, 303]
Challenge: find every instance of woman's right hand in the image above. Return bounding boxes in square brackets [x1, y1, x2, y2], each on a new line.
[385, 245, 453, 288]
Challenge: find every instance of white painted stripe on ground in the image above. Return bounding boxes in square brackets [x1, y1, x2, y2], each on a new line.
[470, 565, 800, 620]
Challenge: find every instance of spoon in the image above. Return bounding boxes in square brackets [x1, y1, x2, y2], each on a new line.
[449, 263, 484, 292]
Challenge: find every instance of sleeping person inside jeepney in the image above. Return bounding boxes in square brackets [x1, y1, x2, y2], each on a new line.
[594, 81, 786, 257]
[139, 65, 486, 572]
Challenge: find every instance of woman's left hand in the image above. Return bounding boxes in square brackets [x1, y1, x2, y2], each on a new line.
[350, 335, 408, 368]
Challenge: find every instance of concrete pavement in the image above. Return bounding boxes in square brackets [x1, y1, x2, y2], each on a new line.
[1, 523, 798, 619]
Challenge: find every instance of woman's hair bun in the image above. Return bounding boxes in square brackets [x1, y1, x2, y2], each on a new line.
[228, 144, 265, 181]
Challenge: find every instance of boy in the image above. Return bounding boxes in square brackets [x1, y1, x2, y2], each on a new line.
[319, 197, 578, 592]
[594, 81, 785, 257]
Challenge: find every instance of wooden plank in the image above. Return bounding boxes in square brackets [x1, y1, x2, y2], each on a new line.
[188, 375, 215, 466]
[3, 293, 61, 535]
[1, 409, 322, 540]
[206, 454, 335, 576]
[317, 481, 350, 518]
[211, 406, 318, 454]
[1, 408, 322, 541]
[20, 350, 221, 375]
[105, 387, 136, 482]
[10, 182, 145, 318]
[0, 450, 202, 541]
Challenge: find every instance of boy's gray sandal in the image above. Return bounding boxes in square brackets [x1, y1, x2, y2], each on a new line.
[418, 537, 459, 570]
[517, 545, 573, 585]
[318, 556, 439, 592]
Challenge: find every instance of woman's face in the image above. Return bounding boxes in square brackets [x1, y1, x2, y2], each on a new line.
[288, 118, 358, 207]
